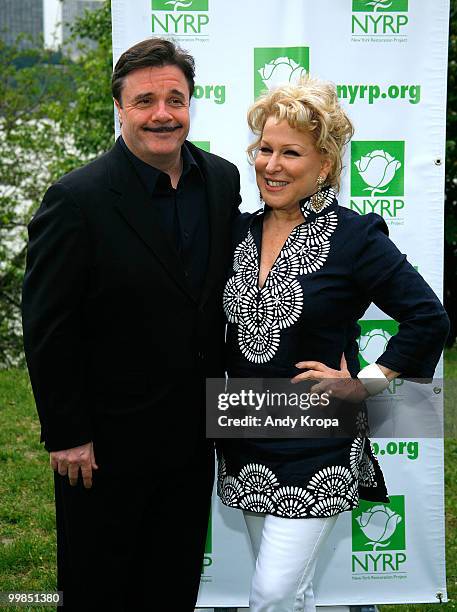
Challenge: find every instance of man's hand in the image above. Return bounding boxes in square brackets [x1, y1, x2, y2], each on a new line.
[50, 441, 98, 489]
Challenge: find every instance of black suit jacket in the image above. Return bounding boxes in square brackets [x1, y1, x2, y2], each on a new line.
[22, 139, 241, 452]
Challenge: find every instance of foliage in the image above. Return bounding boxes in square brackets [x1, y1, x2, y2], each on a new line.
[0, 1, 113, 367]
[0, 38, 75, 366]
[58, 0, 113, 157]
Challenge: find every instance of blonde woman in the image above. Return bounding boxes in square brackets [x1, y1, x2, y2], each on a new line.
[217, 77, 449, 611]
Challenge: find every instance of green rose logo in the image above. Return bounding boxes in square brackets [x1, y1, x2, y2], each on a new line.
[358, 328, 392, 365]
[354, 150, 402, 197]
[356, 505, 402, 550]
[352, 0, 408, 12]
[365, 0, 394, 10]
[258, 57, 307, 90]
[164, 0, 193, 9]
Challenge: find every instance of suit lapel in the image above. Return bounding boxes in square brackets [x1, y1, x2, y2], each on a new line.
[195, 148, 230, 307]
[106, 140, 196, 302]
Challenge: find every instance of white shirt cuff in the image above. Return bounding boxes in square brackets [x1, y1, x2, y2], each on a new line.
[357, 363, 390, 396]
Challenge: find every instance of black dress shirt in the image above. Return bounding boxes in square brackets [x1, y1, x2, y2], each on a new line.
[119, 136, 209, 297]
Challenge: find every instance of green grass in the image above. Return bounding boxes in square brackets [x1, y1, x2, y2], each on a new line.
[0, 350, 456, 611]
[0, 370, 56, 611]
[0, 371, 56, 612]
[445, 347, 457, 440]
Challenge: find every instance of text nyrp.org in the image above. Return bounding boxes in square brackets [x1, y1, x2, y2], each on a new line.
[337, 83, 421, 104]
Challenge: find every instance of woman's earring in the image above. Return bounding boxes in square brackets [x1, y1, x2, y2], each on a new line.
[259, 190, 263, 203]
[310, 175, 326, 212]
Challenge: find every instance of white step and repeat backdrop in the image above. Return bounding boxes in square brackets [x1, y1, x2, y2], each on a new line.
[111, 0, 449, 606]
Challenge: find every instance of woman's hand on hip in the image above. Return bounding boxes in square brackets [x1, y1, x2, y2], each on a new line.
[291, 354, 369, 402]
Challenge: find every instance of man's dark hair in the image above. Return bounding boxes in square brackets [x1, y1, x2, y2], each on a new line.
[112, 38, 195, 105]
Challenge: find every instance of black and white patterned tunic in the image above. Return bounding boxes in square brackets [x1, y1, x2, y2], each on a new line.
[216, 187, 448, 518]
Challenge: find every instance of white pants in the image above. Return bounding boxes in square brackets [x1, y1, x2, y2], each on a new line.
[243, 511, 338, 612]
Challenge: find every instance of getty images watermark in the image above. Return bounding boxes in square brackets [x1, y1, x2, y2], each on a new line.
[206, 378, 369, 439]
[217, 388, 335, 430]
[206, 378, 451, 439]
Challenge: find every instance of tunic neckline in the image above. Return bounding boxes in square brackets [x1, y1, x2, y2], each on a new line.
[250, 187, 339, 291]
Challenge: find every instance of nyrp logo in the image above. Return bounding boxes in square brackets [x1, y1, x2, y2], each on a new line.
[352, 0, 408, 11]
[153, 0, 208, 9]
[352, 142, 404, 197]
[350, 141, 406, 224]
[352, 497, 407, 577]
[191, 141, 210, 152]
[201, 510, 213, 580]
[352, 0, 409, 37]
[152, 0, 209, 37]
[353, 497, 405, 552]
[253, 47, 309, 99]
[358, 320, 399, 369]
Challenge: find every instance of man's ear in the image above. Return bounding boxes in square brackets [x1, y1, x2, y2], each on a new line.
[114, 98, 123, 126]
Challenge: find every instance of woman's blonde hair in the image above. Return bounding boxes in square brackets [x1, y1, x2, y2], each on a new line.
[247, 76, 354, 191]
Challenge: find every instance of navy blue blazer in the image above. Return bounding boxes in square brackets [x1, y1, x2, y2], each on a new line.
[223, 188, 449, 380]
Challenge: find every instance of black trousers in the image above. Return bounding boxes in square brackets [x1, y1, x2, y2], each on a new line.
[54, 411, 214, 611]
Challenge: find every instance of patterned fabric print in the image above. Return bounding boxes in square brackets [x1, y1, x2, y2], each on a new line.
[272, 487, 315, 518]
[349, 437, 365, 477]
[359, 452, 378, 488]
[239, 463, 279, 493]
[356, 410, 370, 437]
[218, 439, 364, 518]
[223, 188, 338, 364]
[216, 454, 227, 498]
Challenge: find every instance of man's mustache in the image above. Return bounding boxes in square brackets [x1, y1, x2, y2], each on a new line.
[142, 125, 182, 133]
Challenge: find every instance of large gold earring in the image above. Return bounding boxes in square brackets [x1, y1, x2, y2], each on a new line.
[310, 175, 326, 212]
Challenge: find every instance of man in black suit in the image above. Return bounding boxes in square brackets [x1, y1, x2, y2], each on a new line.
[22, 38, 241, 611]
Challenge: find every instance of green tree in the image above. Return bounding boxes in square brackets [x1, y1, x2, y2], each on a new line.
[57, 0, 113, 159]
[0, 1, 113, 367]
[0, 39, 74, 366]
